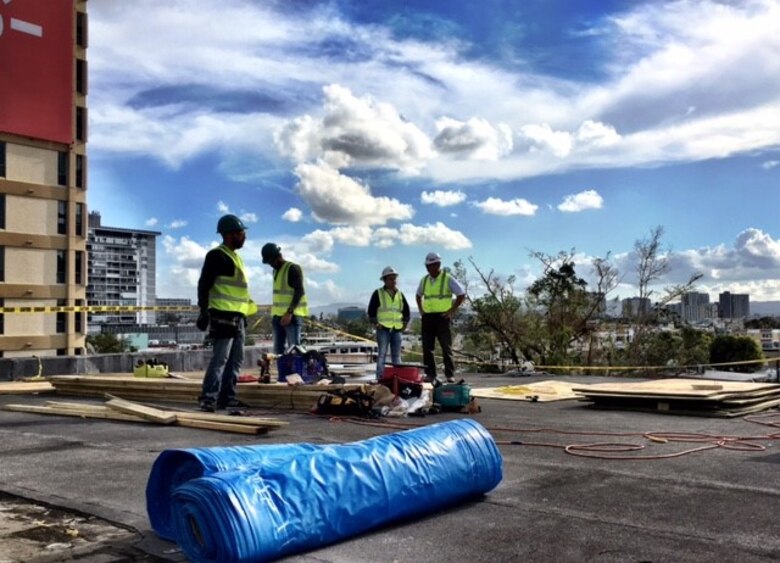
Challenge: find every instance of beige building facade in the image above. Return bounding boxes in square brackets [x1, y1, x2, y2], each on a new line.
[0, 0, 88, 357]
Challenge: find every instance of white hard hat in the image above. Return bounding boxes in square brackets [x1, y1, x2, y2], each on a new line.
[380, 266, 399, 280]
[425, 252, 442, 265]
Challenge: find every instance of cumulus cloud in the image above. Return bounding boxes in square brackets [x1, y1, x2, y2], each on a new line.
[294, 161, 414, 226]
[762, 160, 779, 170]
[433, 117, 513, 160]
[217, 201, 230, 213]
[576, 120, 621, 148]
[276, 84, 433, 172]
[558, 189, 604, 213]
[239, 212, 258, 223]
[145, 217, 158, 227]
[282, 207, 303, 222]
[397, 222, 472, 249]
[519, 124, 573, 158]
[474, 197, 538, 216]
[167, 219, 188, 229]
[420, 190, 467, 207]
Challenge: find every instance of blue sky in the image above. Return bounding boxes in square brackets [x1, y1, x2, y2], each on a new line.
[87, 0, 780, 308]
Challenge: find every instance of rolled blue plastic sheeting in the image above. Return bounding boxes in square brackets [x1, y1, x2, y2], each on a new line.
[147, 443, 321, 541]
[170, 419, 502, 562]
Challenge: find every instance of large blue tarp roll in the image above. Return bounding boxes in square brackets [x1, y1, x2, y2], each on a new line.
[170, 419, 503, 562]
[147, 443, 321, 541]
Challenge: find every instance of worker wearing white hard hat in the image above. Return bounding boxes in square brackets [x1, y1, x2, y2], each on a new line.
[367, 266, 411, 379]
[416, 251, 466, 383]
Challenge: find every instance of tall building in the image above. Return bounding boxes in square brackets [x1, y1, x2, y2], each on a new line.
[719, 291, 750, 319]
[0, 1, 89, 357]
[87, 212, 160, 327]
[680, 292, 711, 322]
[621, 297, 651, 318]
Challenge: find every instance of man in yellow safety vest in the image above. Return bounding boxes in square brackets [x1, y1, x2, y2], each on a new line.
[416, 252, 466, 383]
[367, 266, 411, 379]
[196, 214, 257, 412]
[262, 242, 308, 355]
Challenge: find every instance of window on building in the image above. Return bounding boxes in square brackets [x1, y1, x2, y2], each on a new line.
[0, 246, 4, 282]
[76, 12, 88, 48]
[75, 203, 84, 236]
[75, 251, 84, 285]
[0, 193, 5, 230]
[0, 298, 4, 335]
[56, 250, 67, 283]
[76, 107, 87, 142]
[57, 349, 67, 356]
[57, 151, 68, 186]
[57, 201, 67, 235]
[75, 299, 84, 334]
[76, 59, 88, 95]
[75, 154, 85, 188]
[56, 300, 67, 334]
[0, 141, 5, 177]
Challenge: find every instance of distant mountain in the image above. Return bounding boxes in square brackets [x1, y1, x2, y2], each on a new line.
[748, 301, 780, 317]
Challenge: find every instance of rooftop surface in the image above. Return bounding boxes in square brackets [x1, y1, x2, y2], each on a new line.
[1, 374, 779, 562]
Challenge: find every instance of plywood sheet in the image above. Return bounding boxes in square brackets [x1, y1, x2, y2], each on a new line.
[470, 380, 583, 402]
[572, 378, 780, 398]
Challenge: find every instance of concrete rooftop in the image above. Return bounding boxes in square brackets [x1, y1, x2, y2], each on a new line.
[1, 374, 779, 562]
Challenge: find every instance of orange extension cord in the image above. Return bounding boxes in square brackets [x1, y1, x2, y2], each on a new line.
[329, 412, 780, 461]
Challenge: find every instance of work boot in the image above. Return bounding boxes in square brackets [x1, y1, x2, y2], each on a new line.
[199, 401, 215, 413]
[445, 376, 455, 383]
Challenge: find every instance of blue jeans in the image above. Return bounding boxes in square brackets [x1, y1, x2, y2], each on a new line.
[376, 326, 402, 378]
[272, 315, 302, 355]
[200, 320, 244, 405]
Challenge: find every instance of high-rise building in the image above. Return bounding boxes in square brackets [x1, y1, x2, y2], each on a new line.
[621, 297, 651, 318]
[87, 212, 160, 327]
[718, 291, 750, 319]
[680, 292, 711, 322]
[0, 1, 89, 357]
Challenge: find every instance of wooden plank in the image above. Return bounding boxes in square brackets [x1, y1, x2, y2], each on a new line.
[571, 378, 780, 398]
[174, 412, 288, 427]
[175, 418, 269, 435]
[3, 404, 148, 423]
[104, 395, 177, 424]
[0, 381, 55, 394]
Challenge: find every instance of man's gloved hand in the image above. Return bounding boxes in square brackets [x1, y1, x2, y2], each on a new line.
[196, 311, 209, 331]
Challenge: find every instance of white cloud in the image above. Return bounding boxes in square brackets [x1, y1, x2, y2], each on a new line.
[276, 84, 433, 172]
[576, 120, 621, 148]
[519, 124, 573, 158]
[433, 117, 513, 160]
[167, 219, 188, 229]
[420, 190, 466, 207]
[762, 160, 779, 170]
[145, 217, 158, 227]
[474, 197, 538, 216]
[239, 212, 258, 223]
[217, 201, 230, 213]
[282, 207, 303, 222]
[558, 189, 604, 213]
[294, 161, 414, 226]
[397, 222, 472, 250]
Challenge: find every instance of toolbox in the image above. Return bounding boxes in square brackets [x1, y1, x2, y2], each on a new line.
[434, 383, 472, 409]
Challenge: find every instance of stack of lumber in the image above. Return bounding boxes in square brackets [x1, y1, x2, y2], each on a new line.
[573, 378, 780, 417]
[470, 380, 582, 403]
[49, 376, 366, 411]
[3, 396, 287, 435]
[0, 381, 55, 394]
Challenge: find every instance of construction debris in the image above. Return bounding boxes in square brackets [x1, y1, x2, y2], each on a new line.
[3, 397, 287, 435]
[573, 378, 780, 417]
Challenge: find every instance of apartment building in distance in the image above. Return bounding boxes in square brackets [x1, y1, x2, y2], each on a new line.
[719, 291, 750, 319]
[87, 212, 160, 328]
[0, 1, 89, 357]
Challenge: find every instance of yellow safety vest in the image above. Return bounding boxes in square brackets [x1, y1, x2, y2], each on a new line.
[377, 288, 404, 330]
[208, 245, 257, 316]
[421, 271, 453, 313]
[272, 261, 309, 317]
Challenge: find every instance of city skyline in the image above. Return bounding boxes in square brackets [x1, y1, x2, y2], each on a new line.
[86, 1, 780, 308]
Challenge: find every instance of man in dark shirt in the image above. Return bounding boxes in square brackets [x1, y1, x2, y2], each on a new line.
[262, 242, 309, 355]
[196, 214, 256, 412]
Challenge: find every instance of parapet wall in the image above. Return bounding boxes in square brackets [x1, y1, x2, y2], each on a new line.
[0, 347, 267, 382]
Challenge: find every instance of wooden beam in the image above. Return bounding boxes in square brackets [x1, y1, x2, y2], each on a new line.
[104, 395, 177, 424]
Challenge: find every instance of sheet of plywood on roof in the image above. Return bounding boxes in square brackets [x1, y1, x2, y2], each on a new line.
[571, 378, 780, 398]
[577, 387, 780, 402]
[0, 381, 55, 394]
[587, 397, 780, 418]
[470, 381, 584, 402]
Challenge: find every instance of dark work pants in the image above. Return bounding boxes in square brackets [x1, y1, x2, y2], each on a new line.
[421, 313, 454, 380]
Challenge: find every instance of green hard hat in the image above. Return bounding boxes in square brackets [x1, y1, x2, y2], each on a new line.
[216, 214, 247, 234]
[261, 242, 281, 264]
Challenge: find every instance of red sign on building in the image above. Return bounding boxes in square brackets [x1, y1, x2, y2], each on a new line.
[0, 0, 73, 144]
